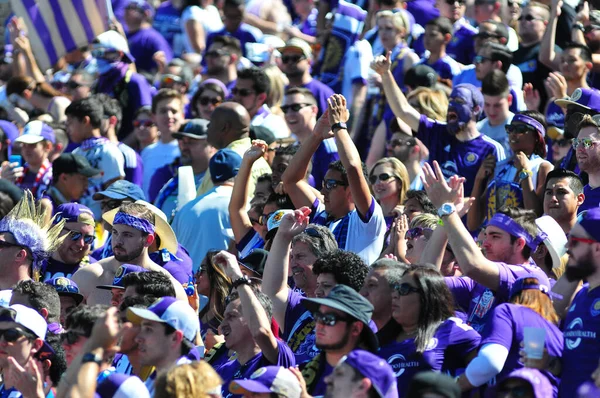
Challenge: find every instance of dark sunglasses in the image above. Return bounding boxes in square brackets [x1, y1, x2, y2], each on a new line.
[161, 74, 183, 85]
[281, 55, 305, 64]
[231, 87, 255, 97]
[61, 330, 88, 345]
[281, 103, 311, 114]
[313, 311, 353, 326]
[194, 266, 208, 280]
[474, 32, 500, 40]
[63, 228, 94, 245]
[369, 173, 396, 185]
[406, 227, 433, 240]
[302, 227, 321, 238]
[0, 240, 25, 250]
[205, 49, 230, 58]
[101, 199, 124, 210]
[198, 96, 222, 106]
[259, 211, 276, 226]
[66, 80, 87, 90]
[518, 14, 543, 22]
[553, 138, 572, 148]
[322, 179, 348, 191]
[444, 0, 466, 4]
[392, 283, 422, 296]
[133, 119, 155, 128]
[505, 124, 536, 135]
[473, 55, 491, 64]
[0, 328, 35, 343]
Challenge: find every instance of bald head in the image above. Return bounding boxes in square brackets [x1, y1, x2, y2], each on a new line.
[207, 102, 251, 148]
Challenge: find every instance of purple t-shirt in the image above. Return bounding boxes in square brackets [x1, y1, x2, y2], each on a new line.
[152, 1, 183, 50]
[302, 79, 335, 118]
[406, 0, 439, 26]
[127, 27, 174, 73]
[148, 244, 193, 285]
[579, 185, 600, 213]
[284, 290, 318, 365]
[561, 285, 600, 395]
[215, 338, 295, 398]
[446, 262, 550, 332]
[417, 115, 505, 196]
[205, 25, 262, 58]
[148, 161, 177, 203]
[40, 256, 97, 282]
[481, 304, 563, 395]
[377, 317, 480, 396]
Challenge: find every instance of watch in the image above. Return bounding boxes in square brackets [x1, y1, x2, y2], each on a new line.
[437, 203, 456, 218]
[81, 352, 103, 366]
[573, 22, 585, 32]
[331, 122, 348, 133]
[232, 276, 252, 289]
[518, 169, 533, 181]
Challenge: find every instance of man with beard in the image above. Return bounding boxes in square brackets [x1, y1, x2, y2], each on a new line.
[202, 35, 242, 91]
[573, 115, 600, 212]
[72, 202, 187, 304]
[543, 169, 585, 234]
[372, 53, 506, 196]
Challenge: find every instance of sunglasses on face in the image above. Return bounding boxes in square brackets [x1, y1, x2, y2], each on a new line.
[231, 87, 255, 97]
[572, 137, 600, 149]
[61, 330, 88, 346]
[0, 328, 35, 343]
[0, 240, 25, 251]
[505, 124, 536, 135]
[313, 311, 353, 326]
[281, 54, 305, 64]
[473, 55, 492, 64]
[369, 173, 396, 185]
[101, 199, 124, 210]
[406, 227, 433, 240]
[133, 119, 155, 128]
[518, 14, 543, 22]
[497, 385, 532, 398]
[444, 0, 466, 4]
[91, 48, 122, 62]
[392, 283, 422, 296]
[63, 228, 94, 245]
[322, 179, 348, 191]
[388, 138, 415, 148]
[475, 32, 500, 40]
[553, 138, 571, 148]
[281, 103, 311, 114]
[205, 49, 230, 58]
[259, 212, 275, 226]
[198, 96, 222, 106]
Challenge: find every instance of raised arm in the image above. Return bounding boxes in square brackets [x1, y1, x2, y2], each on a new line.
[371, 52, 421, 133]
[539, 0, 562, 71]
[466, 154, 496, 231]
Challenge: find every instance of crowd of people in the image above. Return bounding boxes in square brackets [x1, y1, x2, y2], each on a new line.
[0, 0, 599, 397]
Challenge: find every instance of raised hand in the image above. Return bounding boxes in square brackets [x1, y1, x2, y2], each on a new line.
[5, 357, 45, 398]
[327, 94, 350, 126]
[422, 161, 464, 209]
[277, 207, 312, 240]
[244, 140, 269, 163]
[370, 51, 392, 76]
[213, 250, 244, 280]
[545, 72, 568, 100]
[448, 175, 475, 217]
[523, 83, 541, 111]
[313, 108, 334, 140]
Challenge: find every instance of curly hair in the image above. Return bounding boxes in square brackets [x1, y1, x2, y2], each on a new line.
[154, 361, 223, 398]
[313, 249, 369, 292]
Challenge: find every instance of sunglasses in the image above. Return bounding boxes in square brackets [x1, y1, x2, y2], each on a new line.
[518, 14, 543, 22]
[101, 199, 124, 210]
[61, 330, 88, 345]
[281, 103, 311, 114]
[572, 137, 600, 149]
[161, 74, 183, 85]
[281, 55, 305, 64]
[231, 87, 255, 97]
[474, 32, 500, 40]
[313, 311, 353, 326]
[302, 227, 321, 238]
[392, 283, 422, 296]
[0, 328, 35, 343]
[322, 179, 348, 191]
[133, 119, 155, 128]
[388, 138, 415, 148]
[406, 227, 433, 240]
[473, 55, 492, 64]
[0, 240, 25, 250]
[497, 385, 532, 398]
[91, 48, 122, 62]
[505, 124, 536, 135]
[259, 211, 276, 226]
[444, 0, 466, 4]
[553, 138, 572, 147]
[198, 96, 222, 106]
[205, 49, 230, 58]
[369, 173, 396, 185]
[194, 266, 208, 280]
[63, 228, 94, 245]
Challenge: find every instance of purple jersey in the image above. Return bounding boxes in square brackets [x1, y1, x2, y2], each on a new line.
[40, 256, 96, 281]
[417, 115, 505, 196]
[561, 285, 600, 395]
[446, 262, 550, 332]
[377, 317, 480, 397]
[579, 185, 600, 213]
[284, 290, 319, 365]
[126, 27, 174, 73]
[481, 304, 563, 395]
[406, 0, 439, 27]
[302, 79, 335, 118]
[205, 25, 262, 58]
[416, 55, 461, 80]
[152, 1, 183, 50]
[148, 243, 193, 284]
[215, 338, 295, 398]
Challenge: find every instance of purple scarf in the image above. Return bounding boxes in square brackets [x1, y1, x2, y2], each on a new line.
[96, 62, 131, 95]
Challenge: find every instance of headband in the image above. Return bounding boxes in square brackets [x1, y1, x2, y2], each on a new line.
[511, 114, 546, 137]
[487, 213, 547, 250]
[113, 212, 155, 235]
[509, 278, 561, 300]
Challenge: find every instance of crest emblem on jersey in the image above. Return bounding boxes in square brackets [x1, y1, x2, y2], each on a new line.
[56, 277, 69, 286]
[571, 88, 582, 101]
[251, 367, 268, 379]
[464, 152, 479, 166]
[115, 266, 125, 278]
[591, 299, 600, 317]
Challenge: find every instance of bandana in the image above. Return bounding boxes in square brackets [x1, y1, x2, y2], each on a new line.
[511, 114, 546, 137]
[487, 213, 547, 250]
[113, 212, 155, 235]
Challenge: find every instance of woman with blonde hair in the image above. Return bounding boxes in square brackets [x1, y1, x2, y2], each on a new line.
[406, 87, 448, 122]
[368, 157, 410, 227]
[263, 64, 287, 117]
[154, 361, 223, 398]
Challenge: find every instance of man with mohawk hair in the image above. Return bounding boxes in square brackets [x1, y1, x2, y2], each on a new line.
[0, 190, 66, 306]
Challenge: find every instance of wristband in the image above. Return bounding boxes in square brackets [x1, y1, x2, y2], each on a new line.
[331, 122, 348, 133]
[232, 276, 251, 290]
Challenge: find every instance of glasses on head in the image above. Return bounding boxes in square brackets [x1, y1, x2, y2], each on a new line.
[281, 103, 311, 114]
[0, 328, 35, 343]
[313, 311, 352, 326]
[505, 123, 536, 135]
[61, 330, 88, 346]
[199, 96, 222, 106]
[473, 55, 492, 64]
[63, 228, 94, 245]
[369, 173, 396, 185]
[302, 227, 321, 238]
[572, 137, 600, 149]
[322, 179, 348, 191]
[518, 14, 543, 22]
[392, 283, 422, 296]
[231, 87, 256, 97]
[281, 54, 305, 64]
[205, 49, 230, 58]
[406, 227, 433, 240]
[133, 119, 155, 128]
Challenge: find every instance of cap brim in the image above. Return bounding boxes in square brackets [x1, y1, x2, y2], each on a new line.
[301, 297, 355, 317]
[57, 292, 85, 306]
[93, 191, 128, 200]
[172, 132, 207, 140]
[554, 98, 591, 110]
[96, 284, 124, 291]
[79, 167, 102, 178]
[229, 380, 272, 395]
[127, 307, 165, 325]
[14, 135, 44, 144]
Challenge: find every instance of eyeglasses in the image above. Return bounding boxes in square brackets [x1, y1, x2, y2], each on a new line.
[161, 74, 183, 85]
[205, 49, 230, 58]
[518, 14, 544, 22]
[281, 55, 305, 64]
[198, 96, 222, 106]
[553, 138, 572, 148]
[231, 87, 256, 97]
[505, 124, 536, 135]
[313, 311, 353, 326]
[194, 266, 208, 280]
[281, 103, 311, 114]
[473, 55, 492, 64]
[392, 283, 422, 296]
[474, 32, 500, 40]
[0, 240, 25, 251]
[259, 211, 275, 226]
[406, 227, 433, 240]
[61, 330, 88, 345]
[444, 0, 465, 4]
[0, 328, 36, 343]
[133, 119, 155, 128]
[322, 179, 348, 191]
[572, 137, 600, 149]
[63, 228, 94, 245]
[369, 173, 396, 185]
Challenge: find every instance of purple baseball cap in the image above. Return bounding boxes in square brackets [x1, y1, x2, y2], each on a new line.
[96, 264, 147, 290]
[451, 83, 484, 110]
[126, 0, 154, 18]
[578, 207, 600, 242]
[0, 120, 19, 157]
[96, 372, 150, 398]
[496, 368, 553, 398]
[229, 366, 301, 398]
[54, 203, 95, 226]
[555, 87, 600, 112]
[45, 276, 85, 305]
[127, 296, 200, 341]
[14, 120, 55, 145]
[339, 350, 398, 398]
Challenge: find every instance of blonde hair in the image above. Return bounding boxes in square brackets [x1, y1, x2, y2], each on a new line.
[369, 157, 410, 205]
[407, 87, 448, 122]
[263, 64, 287, 116]
[376, 10, 410, 35]
[154, 362, 223, 398]
[409, 213, 441, 230]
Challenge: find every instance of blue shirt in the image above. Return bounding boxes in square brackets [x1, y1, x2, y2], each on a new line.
[579, 185, 600, 213]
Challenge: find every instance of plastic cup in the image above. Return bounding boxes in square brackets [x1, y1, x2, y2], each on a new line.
[523, 327, 546, 360]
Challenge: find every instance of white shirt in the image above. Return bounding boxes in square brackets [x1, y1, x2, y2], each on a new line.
[342, 39, 373, 109]
[141, 140, 181, 198]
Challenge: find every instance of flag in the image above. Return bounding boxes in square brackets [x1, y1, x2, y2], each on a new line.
[9, 0, 111, 71]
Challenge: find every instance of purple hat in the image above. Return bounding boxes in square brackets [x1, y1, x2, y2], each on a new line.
[127, 296, 200, 341]
[45, 276, 85, 305]
[452, 84, 484, 110]
[126, 0, 154, 18]
[14, 120, 55, 145]
[96, 264, 147, 290]
[96, 372, 150, 398]
[555, 87, 600, 112]
[497, 368, 553, 398]
[199, 78, 230, 98]
[578, 207, 600, 242]
[54, 203, 95, 226]
[509, 276, 559, 301]
[340, 350, 398, 398]
[0, 120, 19, 157]
[229, 366, 301, 398]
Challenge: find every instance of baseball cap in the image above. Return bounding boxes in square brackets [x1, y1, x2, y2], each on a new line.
[0, 120, 19, 157]
[97, 264, 148, 290]
[404, 64, 438, 89]
[578, 207, 600, 242]
[209, 149, 242, 184]
[53, 153, 101, 178]
[127, 296, 200, 341]
[266, 209, 294, 241]
[229, 366, 301, 398]
[509, 276, 555, 301]
[96, 372, 150, 398]
[495, 368, 553, 398]
[302, 285, 378, 351]
[340, 350, 398, 398]
[44, 276, 84, 305]
[93, 180, 146, 201]
[406, 371, 461, 398]
[199, 78, 230, 98]
[54, 203, 95, 226]
[239, 249, 269, 277]
[555, 87, 600, 112]
[14, 120, 55, 144]
[535, 216, 567, 270]
[126, 0, 154, 18]
[249, 125, 277, 145]
[173, 119, 209, 140]
[278, 38, 312, 59]
[94, 30, 134, 63]
[0, 304, 54, 356]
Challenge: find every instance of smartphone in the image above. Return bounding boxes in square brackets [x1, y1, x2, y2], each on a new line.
[8, 154, 22, 167]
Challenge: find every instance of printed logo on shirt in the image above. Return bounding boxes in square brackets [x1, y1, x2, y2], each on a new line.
[591, 299, 600, 317]
[569, 303, 576, 313]
[425, 338, 439, 351]
[464, 152, 479, 166]
[387, 353, 420, 377]
[517, 60, 537, 73]
[251, 367, 268, 378]
[564, 317, 597, 349]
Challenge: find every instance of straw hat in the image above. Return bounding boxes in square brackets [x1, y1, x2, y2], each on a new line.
[102, 200, 178, 254]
